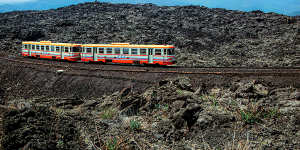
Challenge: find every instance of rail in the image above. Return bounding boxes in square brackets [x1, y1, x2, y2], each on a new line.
[1, 56, 300, 76]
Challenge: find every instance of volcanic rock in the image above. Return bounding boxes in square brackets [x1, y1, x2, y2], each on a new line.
[0, 2, 298, 67]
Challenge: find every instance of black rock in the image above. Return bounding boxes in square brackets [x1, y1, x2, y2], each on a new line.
[0, 2, 299, 67]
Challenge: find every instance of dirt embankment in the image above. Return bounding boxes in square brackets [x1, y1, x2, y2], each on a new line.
[0, 61, 300, 149]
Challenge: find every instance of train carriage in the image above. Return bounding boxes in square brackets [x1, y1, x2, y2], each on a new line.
[22, 41, 81, 61]
[21, 41, 176, 66]
[81, 43, 176, 65]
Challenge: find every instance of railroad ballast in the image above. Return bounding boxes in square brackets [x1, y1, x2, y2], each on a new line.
[21, 41, 176, 66]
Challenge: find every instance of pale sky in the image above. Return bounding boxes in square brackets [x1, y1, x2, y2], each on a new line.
[0, 0, 37, 4]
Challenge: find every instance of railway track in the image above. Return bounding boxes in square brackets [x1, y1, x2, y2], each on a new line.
[1, 56, 300, 76]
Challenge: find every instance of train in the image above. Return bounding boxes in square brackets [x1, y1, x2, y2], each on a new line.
[21, 41, 176, 66]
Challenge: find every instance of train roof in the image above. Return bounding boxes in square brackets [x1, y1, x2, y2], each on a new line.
[81, 43, 175, 48]
[22, 41, 80, 47]
[22, 41, 175, 48]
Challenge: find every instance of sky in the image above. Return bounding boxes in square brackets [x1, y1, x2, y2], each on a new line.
[0, 0, 299, 16]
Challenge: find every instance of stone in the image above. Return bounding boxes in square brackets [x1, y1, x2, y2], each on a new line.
[172, 103, 202, 129]
[210, 88, 222, 96]
[16, 102, 32, 111]
[253, 84, 269, 96]
[171, 100, 186, 112]
[177, 90, 194, 97]
[176, 77, 193, 91]
[119, 87, 131, 98]
[194, 114, 213, 129]
[154, 133, 164, 139]
[159, 80, 169, 86]
[295, 92, 300, 100]
[184, 145, 195, 150]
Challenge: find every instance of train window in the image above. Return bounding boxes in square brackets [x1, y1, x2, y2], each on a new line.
[168, 48, 175, 55]
[132, 48, 138, 55]
[41, 45, 45, 51]
[24, 45, 28, 49]
[140, 48, 147, 55]
[56, 46, 60, 52]
[32, 45, 35, 50]
[86, 48, 92, 53]
[64, 47, 69, 53]
[98, 48, 104, 54]
[123, 48, 129, 54]
[164, 49, 167, 55]
[50, 46, 54, 51]
[106, 48, 112, 54]
[36, 45, 40, 50]
[72, 47, 81, 52]
[46, 46, 50, 51]
[155, 49, 161, 55]
[115, 48, 120, 54]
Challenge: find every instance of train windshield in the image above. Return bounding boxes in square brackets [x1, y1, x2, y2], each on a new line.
[72, 47, 81, 52]
[167, 48, 175, 55]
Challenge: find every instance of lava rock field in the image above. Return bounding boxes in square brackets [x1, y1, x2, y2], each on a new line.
[0, 2, 299, 67]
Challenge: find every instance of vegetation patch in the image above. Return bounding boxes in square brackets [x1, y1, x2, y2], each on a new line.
[100, 108, 117, 119]
[106, 137, 119, 150]
[238, 103, 281, 124]
[130, 119, 141, 131]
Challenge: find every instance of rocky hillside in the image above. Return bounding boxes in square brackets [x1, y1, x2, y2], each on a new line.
[0, 2, 299, 67]
[1, 76, 300, 149]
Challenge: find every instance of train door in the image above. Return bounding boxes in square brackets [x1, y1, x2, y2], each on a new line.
[41, 45, 45, 56]
[61, 46, 64, 59]
[163, 49, 167, 63]
[93, 47, 97, 61]
[28, 44, 32, 56]
[148, 48, 154, 64]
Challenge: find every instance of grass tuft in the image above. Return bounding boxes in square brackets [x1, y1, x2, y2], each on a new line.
[238, 103, 280, 124]
[100, 108, 117, 119]
[106, 137, 118, 150]
[130, 119, 141, 131]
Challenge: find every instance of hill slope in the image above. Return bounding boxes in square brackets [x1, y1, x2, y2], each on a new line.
[0, 2, 299, 67]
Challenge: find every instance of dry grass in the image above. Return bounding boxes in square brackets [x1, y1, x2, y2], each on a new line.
[225, 140, 251, 150]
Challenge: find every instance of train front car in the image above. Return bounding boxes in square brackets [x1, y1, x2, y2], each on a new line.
[21, 41, 81, 61]
[160, 45, 176, 65]
[80, 43, 176, 66]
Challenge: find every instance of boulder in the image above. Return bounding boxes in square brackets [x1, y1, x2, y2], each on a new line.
[235, 81, 269, 99]
[175, 77, 193, 91]
[253, 84, 269, 96]
[0, 88, 4, 104]
[171, 103, 202, 129]
[171, 100, 186, 113]
[119, 87, 132, 98]
[296, 92, 300, 100]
